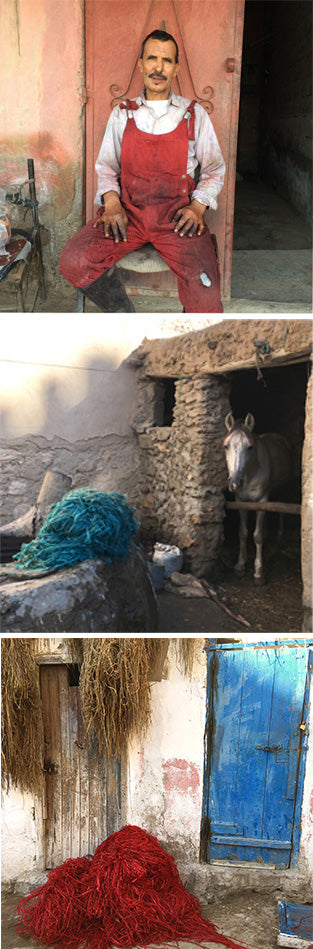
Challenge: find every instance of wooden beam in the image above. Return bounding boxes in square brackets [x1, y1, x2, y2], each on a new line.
[226, 500, 301, 515]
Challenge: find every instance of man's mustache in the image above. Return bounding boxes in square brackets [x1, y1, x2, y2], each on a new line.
[149, 72, 167, 80]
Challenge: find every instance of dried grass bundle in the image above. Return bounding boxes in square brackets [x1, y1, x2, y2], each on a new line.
[1, 638, 44, 794]
[79, 639, 161, 758]
[176, 638, 199, 676]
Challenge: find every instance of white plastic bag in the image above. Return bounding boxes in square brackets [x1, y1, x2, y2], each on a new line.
[152, 542, 183, 577]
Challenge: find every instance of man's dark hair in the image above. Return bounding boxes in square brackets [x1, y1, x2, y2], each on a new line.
[140, 30, 179, 63]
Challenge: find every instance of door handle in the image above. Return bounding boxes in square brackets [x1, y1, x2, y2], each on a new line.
[256, 744, 283, 752]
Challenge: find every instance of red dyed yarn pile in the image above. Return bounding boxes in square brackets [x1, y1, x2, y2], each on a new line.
[16, 855, 91, 948]
[17, 825, 252, 949]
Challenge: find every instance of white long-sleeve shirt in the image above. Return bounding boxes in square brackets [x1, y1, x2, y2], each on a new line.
[95, 89, 225, 210]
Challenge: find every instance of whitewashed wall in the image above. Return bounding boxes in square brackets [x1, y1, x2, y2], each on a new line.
[128, 638, 313, 888]
[1, 787, 44, 886]
[0, 315, 220, 439]
[127, 639, 207, 865]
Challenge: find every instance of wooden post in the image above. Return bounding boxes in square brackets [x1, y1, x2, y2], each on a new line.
[36, 471, 72, 528]
[225, 500, 301, 515]
[0, 470, 72, 561]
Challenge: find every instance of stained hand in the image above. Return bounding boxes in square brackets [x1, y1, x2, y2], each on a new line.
[93, 196, 128, 243]
[172, 200, 206, 237]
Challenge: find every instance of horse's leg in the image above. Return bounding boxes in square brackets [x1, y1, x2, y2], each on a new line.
[235, 510, 248, 574]
[253, 510, 266, 582]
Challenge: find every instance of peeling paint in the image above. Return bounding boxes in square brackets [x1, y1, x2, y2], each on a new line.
[163, 758, 200, 799]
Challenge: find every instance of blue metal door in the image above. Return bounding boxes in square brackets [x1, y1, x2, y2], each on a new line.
[202, 641, 312, 868]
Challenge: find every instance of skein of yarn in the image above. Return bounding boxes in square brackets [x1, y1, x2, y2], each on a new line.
[17, 825, 257, 949]
[13, 489, 139, 571]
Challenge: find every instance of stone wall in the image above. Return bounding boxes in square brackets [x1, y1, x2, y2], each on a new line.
[131, 319, 312, 595]
[136, 375, 230, 576]
[0, 433, 140, 528]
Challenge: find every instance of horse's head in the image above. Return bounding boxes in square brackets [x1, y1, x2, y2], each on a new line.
[223, 413, 255, 492]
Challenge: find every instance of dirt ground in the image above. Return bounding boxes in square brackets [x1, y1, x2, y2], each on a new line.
[157, 526, 306, 633]
[1, 888, 281, 949]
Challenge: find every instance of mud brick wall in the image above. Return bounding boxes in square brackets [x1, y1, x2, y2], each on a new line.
[137, 374, 230, 576]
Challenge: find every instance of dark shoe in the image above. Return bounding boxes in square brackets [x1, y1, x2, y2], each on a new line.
[82, 266, 135, 312]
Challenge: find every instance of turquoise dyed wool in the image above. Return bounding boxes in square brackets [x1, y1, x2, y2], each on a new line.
[13, 489, 139, 571]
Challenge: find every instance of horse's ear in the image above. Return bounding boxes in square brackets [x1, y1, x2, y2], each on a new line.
[245, 413, 255, 430]
[225, 412, 235, 431]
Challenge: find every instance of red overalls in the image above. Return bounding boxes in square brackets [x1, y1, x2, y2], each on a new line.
[59, 100, 223, 313]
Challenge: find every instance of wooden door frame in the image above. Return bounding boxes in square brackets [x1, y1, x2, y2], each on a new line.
[222, 0, 245, 298]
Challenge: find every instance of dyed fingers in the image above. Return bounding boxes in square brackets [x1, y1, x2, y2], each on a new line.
[172, 209, 204, 238]
[172, 209, 192, 236]
[104, 215, 128, 243]
[94, 212, 128, 242]
[113, 215, 128, 243]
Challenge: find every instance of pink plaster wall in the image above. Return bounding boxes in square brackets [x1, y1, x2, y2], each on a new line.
[163, 758, 200, 802]
[1, 0, 84, 293]
[162, 758, 202, 835]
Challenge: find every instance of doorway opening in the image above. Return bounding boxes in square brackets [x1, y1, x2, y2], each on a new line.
[158, 378, 177, 427]
[232, 0, 312, 305]
[222, 359, 309, 577]
[148, 377, 178, 427]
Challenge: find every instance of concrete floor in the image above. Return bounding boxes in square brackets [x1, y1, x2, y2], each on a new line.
[1, 888, 280, 949]
[230, 178, 312, 310]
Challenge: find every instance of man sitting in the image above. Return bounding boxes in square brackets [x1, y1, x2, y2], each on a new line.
[59, 29, 225, 313]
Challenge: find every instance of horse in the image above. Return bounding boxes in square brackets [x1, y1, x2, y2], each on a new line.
[223, 412, 292, 583]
